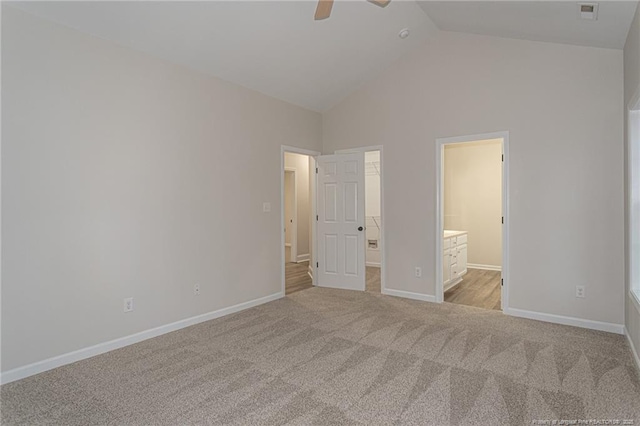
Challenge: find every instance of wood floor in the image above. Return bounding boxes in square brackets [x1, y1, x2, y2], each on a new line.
[366, 266, 381, 293]
[444, 268, 502, 310]
[285, 262, 382, 295]
[285, 261, 312, 295]
[286, 264, 498, 310]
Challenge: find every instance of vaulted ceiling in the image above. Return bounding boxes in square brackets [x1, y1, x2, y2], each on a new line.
[7, 1, 638, 112]
[418, 1, 637, 50]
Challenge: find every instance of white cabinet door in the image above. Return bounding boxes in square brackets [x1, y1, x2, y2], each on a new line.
[316, 153, 366, 291]
[450, 262, 459, 282]
[457, 244, 468, 276]
[443, 249, 451, 284]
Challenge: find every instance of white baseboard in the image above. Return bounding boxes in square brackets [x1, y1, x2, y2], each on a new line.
[307, 265, 313, 281]
[296, 253, 310, 263]
[467, 263, 502, 271]
[504, 307, 624, 334]
[625, 326, 640, 374]
[0, 292, 283, 385]
[366, 262, 381, 268]
[382, 288, 437, 303]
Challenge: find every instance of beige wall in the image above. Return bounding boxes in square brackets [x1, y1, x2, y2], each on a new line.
[1, 7, 322, 373]
[323, 31, 624, 326]
[444, 139, 502, 268]
[284, 152, 311, 260]
[625, 4, 640, 363]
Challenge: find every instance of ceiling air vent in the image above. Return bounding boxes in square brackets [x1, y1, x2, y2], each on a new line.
[578, 3, 599, 20]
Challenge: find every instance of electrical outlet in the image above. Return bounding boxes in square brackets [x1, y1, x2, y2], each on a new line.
[194, 284, 200, 296]
[263, 202, 271, 213]
[415, 267, 422, 278]
[575, 285, 585, 298]
[124, 297, 134, 313]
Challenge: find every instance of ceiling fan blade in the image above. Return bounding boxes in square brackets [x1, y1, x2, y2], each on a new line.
[367, 0, 391, 7]
[314, 0, 334, 20]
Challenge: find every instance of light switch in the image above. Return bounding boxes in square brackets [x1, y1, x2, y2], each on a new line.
[263, 202, 271, 213]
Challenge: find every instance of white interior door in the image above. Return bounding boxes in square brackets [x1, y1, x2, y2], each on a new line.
[316, 152, 366, 291]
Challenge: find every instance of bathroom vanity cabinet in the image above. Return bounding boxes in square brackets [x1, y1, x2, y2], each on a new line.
[443, 230, 468, 291]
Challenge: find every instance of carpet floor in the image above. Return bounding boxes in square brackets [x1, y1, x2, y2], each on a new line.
[2, 287, 639, 425]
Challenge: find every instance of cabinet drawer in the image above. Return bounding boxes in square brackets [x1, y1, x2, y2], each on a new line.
[457, 234, 468, 245]
[450, 237, 457, 246]
[450, 263, 458, 278]
[444, 238, 451, 249]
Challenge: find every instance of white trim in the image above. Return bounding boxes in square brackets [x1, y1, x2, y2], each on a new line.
[366, 262, 381, 268]
[435, 131, 509, 313]
[296, 253, 310, 263]
[281, 146, 320, 296]
[630, 290, 640, 316]
[284, 167, 297, 263]
[467, 263, 502, 271]
[625, 326, 640, 374]
[0, 292, 282, 385]
[335, 146, 385, 294]
[628, 84, 640, 111]
[504, 307, 624, 334]
[382, 288, 437, 303]
[628, 86, 640, 316]
[309, 156, 317, 287]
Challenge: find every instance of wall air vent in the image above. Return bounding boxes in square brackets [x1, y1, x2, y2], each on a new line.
[578, 3, 598, 20]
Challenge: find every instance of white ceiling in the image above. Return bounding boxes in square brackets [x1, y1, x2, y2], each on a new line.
[8, 1, 437, 112]
[7, 1, 638, 112]
[418, 1, 638, 50]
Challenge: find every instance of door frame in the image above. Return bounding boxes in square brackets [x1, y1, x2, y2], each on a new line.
[281, 145, 320, 296]
[435, 131, 510, 311]
[335, 146, 386, 293]
[284, 168, 297, 263]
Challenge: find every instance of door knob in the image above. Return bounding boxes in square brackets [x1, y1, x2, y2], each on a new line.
[358, 226, 364, 231]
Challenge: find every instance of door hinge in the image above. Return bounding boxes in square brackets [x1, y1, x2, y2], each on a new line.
[502, 154, 504, 162]
[316, 167, 318, 173]
[316, 262, 319, 268]
[501, 216, 504, 224]
[316, 215, 319, 221]
[501, 279, 503, 286]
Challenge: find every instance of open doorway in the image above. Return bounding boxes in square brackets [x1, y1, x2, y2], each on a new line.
[365, 151, 382, 293]
[436, 132, 509, 311]
[282, 148, 318, 295]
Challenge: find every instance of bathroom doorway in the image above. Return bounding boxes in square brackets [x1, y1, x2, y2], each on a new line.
[435, 132, 509, 311]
